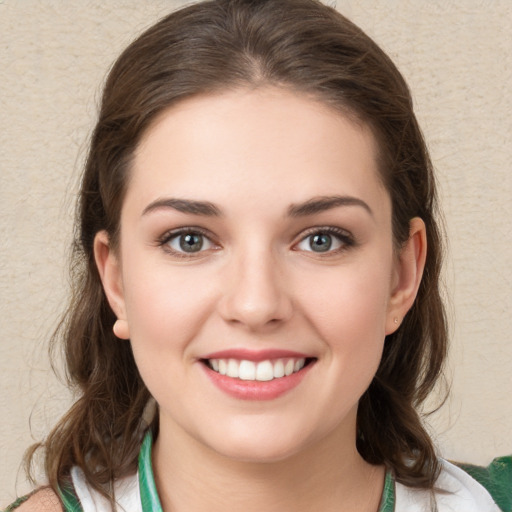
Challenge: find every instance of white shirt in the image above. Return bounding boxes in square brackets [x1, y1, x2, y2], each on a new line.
[71, 458, 501, 512]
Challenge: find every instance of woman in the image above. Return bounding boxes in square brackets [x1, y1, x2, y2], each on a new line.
[6, 0, 510, 510]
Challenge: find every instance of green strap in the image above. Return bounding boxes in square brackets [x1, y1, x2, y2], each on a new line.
[55, 432, 160, 512]
[2, 495, 29, 511]
[56, 432, 162, 512]
[139, 431, 164, 512]
[379, 470, 396, 512]
[50, 432, 160, 512]
[58, 480, 84, 512]
[455, 456, 512, 512]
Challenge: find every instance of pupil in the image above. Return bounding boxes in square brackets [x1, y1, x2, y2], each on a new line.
[180, 233, 203, 252]
[311, 233, 331, 252]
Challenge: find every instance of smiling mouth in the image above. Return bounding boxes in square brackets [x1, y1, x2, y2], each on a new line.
[202, 357, 316, 382]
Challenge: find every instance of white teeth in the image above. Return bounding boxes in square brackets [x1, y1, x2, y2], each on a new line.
[208, 357, 309, 381]
[273, 359, 285, 378]
[294, 358, 305, 372]
[255, 360, 274, 381]
[239, 360, 256, 380]
[227, 359, 239, 378]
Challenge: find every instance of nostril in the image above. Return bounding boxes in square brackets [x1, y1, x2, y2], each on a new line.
[216, 261, 294, 330]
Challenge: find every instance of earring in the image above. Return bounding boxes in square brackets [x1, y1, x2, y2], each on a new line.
[113, 319, 130, 339]
[394, 317, 399, 325]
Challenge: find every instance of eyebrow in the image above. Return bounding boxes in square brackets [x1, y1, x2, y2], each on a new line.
[287, 195, 373, 217]
[142, 198, 222, 217]
[142, 194, 372, 218]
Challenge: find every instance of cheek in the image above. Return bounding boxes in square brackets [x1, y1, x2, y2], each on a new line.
[297, 254, 393, 369]
[281, 256, 393, 437]
[120, 254, 219, 358]
[120, 265, 218, 407]
[303, 262, 391, 330]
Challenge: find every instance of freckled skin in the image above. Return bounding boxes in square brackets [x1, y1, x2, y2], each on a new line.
[95, 87, 425, 511]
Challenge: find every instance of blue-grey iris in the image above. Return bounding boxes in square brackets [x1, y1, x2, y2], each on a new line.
[310, 233, 332, 252]
[180, 233, 203, 252]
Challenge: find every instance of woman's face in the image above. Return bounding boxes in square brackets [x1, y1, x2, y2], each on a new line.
[96, 87, 423, 462]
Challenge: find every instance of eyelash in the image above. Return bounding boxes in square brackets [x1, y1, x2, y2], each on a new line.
[157, 226, 356, 258]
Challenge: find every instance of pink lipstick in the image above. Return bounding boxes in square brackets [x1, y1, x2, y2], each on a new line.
[199, 349, 316, 400]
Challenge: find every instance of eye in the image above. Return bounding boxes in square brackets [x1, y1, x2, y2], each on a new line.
[161, 229, 216, 256]
[295, 228, 353, 254]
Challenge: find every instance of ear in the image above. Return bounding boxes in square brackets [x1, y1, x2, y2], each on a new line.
[386, 217, 427, 334]
[94, 230, 130, 339]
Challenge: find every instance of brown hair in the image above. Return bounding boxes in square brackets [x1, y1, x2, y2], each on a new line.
[28, 0, 447, 500]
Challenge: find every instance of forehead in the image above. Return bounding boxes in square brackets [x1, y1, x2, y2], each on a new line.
[128, 87, 389, 221]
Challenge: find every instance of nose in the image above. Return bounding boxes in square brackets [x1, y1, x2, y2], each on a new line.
[218, 248, 293, 331]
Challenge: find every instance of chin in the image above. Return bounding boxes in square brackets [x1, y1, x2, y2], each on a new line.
[213, 438, 304, 464]
[200, 420, 320, 464]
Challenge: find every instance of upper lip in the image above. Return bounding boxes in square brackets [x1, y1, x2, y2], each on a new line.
[201, 349, 313, 362]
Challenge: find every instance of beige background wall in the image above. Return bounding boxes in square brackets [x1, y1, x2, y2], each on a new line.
[1, 0, 511, 503]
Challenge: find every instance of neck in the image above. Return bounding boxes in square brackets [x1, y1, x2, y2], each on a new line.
[152, 415, 385, 512]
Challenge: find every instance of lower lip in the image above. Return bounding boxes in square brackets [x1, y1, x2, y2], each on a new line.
[201, 361, 314, 400]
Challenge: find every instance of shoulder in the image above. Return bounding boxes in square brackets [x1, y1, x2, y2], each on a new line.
[394, 456, 512, 512]
[451, 456, 512, 512]
[5, 488, 63, 512]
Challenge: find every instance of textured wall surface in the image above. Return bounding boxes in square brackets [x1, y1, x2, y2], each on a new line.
[1, 0, 511, 503]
